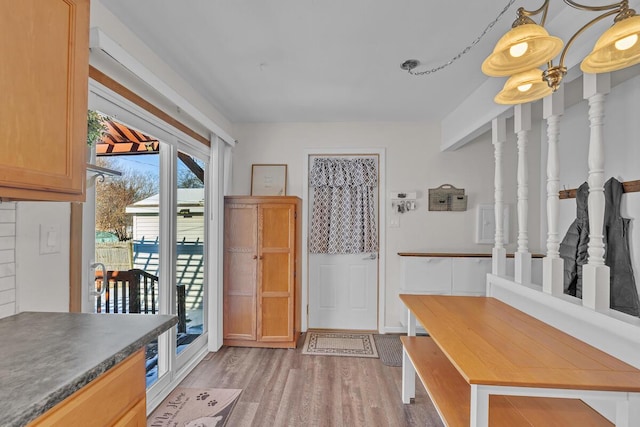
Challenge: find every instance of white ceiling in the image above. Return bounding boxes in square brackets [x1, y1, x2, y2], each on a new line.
[98, 0, 603, 124]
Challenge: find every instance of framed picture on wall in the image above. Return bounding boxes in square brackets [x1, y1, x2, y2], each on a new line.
[251, 164, 287, 196]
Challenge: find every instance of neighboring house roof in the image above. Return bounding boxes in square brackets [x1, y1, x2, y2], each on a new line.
[126, 188, 205, 214]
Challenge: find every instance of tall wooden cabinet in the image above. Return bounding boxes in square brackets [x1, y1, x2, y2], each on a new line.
[224, 196, 301, 348]
[0, 0, 89, 201]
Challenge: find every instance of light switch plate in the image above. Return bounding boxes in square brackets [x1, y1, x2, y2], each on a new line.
[389, 216, 400, 228]
[40, 224, 61, 254]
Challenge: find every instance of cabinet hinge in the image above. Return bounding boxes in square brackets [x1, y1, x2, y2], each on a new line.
[307, 304, 309, 315]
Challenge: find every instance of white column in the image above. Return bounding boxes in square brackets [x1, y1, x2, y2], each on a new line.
[582, 73, 611, 311]
[514, 103, 532, 285]
[542, 87, 565, 295]
[208, 135, 226, 351]
[492, 117, 507, 276]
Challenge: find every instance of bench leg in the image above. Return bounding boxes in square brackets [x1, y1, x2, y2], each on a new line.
[402, 347, 415, 404]
[407, 309, 416, 337]
[470, 384, 489, 427]
[615, 393, 640, 427]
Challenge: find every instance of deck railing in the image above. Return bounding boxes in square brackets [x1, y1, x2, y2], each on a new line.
[95, 269, 186, 333]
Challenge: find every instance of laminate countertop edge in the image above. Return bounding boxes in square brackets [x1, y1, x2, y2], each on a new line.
[0, 312, 178, 427]
[398, 252, 545, 258]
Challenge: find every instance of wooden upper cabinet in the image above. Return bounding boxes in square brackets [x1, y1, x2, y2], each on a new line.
[0, 0, 90, 201]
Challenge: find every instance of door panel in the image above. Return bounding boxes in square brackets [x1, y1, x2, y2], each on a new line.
[258, 203, 295, 341]
[318, 265, 338, 309]
[348, 265, 367, 309]
[262, 253, 290, 292]
[309, 253, 377, 330]
[224, 204, 257, 340]
[260, 297, 291, 340]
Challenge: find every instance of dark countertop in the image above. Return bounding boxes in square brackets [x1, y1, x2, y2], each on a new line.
[0, 312, 177, 427]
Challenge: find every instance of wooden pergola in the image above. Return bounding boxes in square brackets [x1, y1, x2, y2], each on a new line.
[96, 119, 203, 182]
[96, 120, 160, 155]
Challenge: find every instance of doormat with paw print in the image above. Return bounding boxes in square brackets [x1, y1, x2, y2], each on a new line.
[147, 387, 242, 427]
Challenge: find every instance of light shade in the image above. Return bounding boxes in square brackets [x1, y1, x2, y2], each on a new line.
[494, 68, 553, 105]
[482, 24, 563, 77]
[581, 15, 640, 73]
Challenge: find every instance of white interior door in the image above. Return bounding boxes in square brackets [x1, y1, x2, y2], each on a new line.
[308, 155, 379, 331]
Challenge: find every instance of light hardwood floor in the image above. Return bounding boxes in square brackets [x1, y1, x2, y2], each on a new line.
[179, 334, 443, 427]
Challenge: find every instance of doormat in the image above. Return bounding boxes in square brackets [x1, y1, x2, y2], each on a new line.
[373, 334, 403, 367]
[147, 387, 241, 427]
[302, 331, 379, 358]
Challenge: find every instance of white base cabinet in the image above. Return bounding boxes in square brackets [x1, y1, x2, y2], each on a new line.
[400, 254, 543, 296]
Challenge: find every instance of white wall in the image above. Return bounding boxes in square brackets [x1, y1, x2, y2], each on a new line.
[0, 202, 16, 319]
[90, 1, 233, 140]
[540, 73, 640, 308]
[230, 121, 543, 329]
[15, 202, 70, 312]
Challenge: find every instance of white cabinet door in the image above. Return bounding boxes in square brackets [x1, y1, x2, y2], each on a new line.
[452, 258, 492, 295]
[401, 257, 452, 294]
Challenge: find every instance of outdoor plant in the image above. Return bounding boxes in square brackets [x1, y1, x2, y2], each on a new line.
[87, 110, 108, 146]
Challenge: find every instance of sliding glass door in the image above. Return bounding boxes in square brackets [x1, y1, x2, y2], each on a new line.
[86, 81, 213, 406]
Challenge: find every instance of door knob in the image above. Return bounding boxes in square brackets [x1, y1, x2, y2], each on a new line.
[90, 262, 107, 297]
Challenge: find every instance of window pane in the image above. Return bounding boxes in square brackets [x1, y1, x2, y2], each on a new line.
[176, 151, 206, 355]
[93, 117, 163, 387]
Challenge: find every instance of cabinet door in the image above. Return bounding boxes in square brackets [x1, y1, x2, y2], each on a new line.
[223, 203, 258, 341]
[258, 203, 295, 342]
[28, 350, 145, 427]
[0, 0, 89, 201]
[451, 258, 492, 295]
[400, 257, 452, 294]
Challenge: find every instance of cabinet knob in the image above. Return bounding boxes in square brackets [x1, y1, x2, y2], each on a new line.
[253, 255, 258, 260]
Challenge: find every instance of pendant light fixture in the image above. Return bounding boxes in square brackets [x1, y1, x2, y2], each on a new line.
[493, 68, 553, 104]
[483, 0, 640, 105]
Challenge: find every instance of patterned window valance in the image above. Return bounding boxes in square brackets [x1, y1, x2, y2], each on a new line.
[309, 158, 377, 188]
[309, 157, 378, 254]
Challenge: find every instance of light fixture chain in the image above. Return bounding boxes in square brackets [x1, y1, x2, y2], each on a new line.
[409, 0, 517, 75]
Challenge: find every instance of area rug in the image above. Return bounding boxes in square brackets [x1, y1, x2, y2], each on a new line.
[373, 334, 403, 367]
[302, 331, 379, 358]
[147, 387, 241, 427]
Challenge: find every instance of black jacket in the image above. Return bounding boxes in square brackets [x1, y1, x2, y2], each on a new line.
[559, 178, 640, 316]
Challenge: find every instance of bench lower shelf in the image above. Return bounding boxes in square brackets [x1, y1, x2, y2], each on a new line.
[400, 336, 612, 427]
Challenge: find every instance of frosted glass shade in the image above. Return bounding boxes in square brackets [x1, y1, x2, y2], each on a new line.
[482, 24, 563, 77]
[582, 15, 640, 73]
[494, 68, 552, 105]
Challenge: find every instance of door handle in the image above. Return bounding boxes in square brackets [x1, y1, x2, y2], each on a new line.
[362, 253, 377, 260]
[90, 262, 107, 297]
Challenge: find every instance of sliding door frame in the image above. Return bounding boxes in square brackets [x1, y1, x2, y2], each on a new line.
[81, 75, 217, 412]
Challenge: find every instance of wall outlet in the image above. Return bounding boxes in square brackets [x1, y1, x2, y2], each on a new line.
[389, 216, 400, 228]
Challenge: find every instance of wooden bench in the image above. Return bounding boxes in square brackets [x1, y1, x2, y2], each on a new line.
[400, 294, 640, 427]
[401, 336, 612, 426]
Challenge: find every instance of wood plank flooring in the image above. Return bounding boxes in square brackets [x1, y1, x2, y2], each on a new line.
[178, 334, 443, 426]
